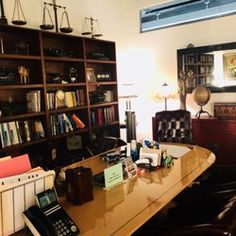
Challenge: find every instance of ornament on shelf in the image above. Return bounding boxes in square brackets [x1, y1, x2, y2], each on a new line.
[40, 2, 54, 30]
[40, 0, 73, 33]
[12, 0, 27, 25]
[81, 17, 103, 38]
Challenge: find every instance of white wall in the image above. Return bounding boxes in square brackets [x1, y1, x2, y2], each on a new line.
[3, 0, 236, 140]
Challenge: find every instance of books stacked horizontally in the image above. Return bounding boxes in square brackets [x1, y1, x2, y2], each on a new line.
[0, 120, 45, 148]
[50, 113, 85, 136]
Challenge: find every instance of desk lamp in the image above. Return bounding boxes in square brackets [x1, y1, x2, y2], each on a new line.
[159, 83, 171, 110]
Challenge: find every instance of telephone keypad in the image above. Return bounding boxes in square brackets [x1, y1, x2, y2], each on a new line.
[49, 208, 79, 236]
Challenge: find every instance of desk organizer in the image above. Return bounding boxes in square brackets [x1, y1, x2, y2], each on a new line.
[0, 170, 55, 235]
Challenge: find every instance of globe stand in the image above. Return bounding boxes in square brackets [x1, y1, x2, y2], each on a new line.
[195, 106, 211, 118]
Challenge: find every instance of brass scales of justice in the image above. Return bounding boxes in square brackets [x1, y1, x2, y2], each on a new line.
[40, 0, 73, 33]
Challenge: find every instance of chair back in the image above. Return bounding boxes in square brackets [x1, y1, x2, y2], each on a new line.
[90, 136, 126, 155]
[152, 110, 191, 143]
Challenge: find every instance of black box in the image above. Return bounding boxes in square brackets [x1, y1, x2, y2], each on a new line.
[65, 166, 94, 205]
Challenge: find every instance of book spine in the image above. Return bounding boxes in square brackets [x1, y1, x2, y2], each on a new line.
[15, 121, 22, 143]
[0, 123, 5, 148]
[63, 113, 73, 132]
[71, 114, 85, 129]
[3, 122, 11, 146]
[96, 108, 103, 125]
[8, 121, 19, 145]
[24, 121, 31, 142]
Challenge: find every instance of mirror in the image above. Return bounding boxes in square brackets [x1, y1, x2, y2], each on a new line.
[177, 41, 236, 93]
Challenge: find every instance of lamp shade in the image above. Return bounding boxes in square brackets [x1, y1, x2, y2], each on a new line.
[159, 83, 171, 99]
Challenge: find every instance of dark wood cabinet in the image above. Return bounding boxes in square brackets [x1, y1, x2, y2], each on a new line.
[0, 25, 120, 169]
[192, 118, 236, 165]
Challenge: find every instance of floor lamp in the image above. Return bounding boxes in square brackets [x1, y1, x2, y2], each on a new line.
[119, 83, 137, 142]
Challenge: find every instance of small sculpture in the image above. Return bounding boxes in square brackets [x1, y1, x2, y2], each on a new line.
[69, 67, 78, 83]
[178, 69, 194, 110]
[18, 66, 29, 84]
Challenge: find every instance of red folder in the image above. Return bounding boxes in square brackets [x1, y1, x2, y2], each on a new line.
[0, 154, 32, 178]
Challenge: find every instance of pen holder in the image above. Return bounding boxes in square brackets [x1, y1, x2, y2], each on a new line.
[65, 166, 94, 205]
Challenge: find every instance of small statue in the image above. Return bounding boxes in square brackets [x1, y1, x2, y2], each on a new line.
[69, 67, 78, 83]
[178, 69, 193, 110]
[18, 65, 30, 84]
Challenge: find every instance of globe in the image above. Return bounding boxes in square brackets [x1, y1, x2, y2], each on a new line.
[192, 85, 211, 118]
[192, 85, 211, 106]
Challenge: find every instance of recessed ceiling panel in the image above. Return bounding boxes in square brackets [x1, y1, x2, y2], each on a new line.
[140, 0, 236, 32]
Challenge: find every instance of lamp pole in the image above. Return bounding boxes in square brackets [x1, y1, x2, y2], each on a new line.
[164, 97, 167, 110]
[162, 83, 170, 110]
[0, 0, 8, 25]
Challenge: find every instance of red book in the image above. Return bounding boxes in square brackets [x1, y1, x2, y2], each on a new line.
[72, 114, 85, 129]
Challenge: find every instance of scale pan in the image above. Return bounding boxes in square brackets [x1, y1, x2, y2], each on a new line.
[81, 31, 91, 35]
[60, 27, 73, 33]
[40, 24, 54, 30]
[12, 20, 27, 25]
[93, 33, 103, 37]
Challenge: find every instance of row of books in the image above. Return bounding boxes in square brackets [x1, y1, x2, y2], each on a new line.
[50, 113, 85, 136]
[90, 106, 116, 126]
[26, 90, 41, 112]
[0, 120, 45, 148]
[47, 89, 85, 110]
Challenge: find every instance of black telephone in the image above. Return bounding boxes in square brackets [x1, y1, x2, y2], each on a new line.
[23, 188, 80, 236]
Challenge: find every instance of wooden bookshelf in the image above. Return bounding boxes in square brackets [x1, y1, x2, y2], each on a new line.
[0, 25, 120, 169]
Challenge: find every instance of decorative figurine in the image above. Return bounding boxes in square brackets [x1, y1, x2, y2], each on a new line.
[12, 0, 27, 25]
[18, 66, 30, 84]
[69, 67, 78, 83]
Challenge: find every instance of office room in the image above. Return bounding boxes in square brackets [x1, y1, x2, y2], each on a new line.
[0, 0, 236, 235]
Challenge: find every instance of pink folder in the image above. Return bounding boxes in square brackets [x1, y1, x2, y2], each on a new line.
[0, 154, 32, 178]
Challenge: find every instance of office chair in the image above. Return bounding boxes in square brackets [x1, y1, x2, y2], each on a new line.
[151, 109, 236, 216]
[134, 195, 236, 236]
[152, 110, 236, 200]
[89, 136, 126, 155]
[152, 109, 191, 144]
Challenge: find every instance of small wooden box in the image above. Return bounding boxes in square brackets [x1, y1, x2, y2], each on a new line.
[65, 166, 94, 205]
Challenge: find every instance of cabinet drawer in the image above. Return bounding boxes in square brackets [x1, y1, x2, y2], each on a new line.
[192, 119, 236, 135]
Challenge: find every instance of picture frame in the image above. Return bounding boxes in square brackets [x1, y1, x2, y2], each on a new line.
[223, 53, 236, 81]
[214, 102, 236, 120]
[86, 68, 96, 82]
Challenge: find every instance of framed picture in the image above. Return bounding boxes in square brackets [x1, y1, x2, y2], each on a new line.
[86, 68, 96, 82]
[214, 102, 236, 120]
[223, 53, 236, 81]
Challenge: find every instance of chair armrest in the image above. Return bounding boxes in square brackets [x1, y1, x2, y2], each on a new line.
[134, 223, 231, 236]
[166, 224, 231, 236]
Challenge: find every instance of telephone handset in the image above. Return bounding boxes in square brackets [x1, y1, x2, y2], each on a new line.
[23, 188, 80, 236]
[24, 205, 56, 236]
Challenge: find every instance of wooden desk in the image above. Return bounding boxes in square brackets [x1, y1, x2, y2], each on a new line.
[60, 144, 215, 236]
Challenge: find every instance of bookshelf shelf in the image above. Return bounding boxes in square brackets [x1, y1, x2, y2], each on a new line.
[0, 54, 41, 60]
[44, 56, 84, 63]
[46, 83, 86, 88]
[0, 25, 120, 169]
[86, 59, 116, 64]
